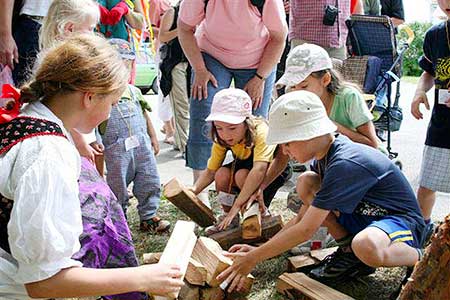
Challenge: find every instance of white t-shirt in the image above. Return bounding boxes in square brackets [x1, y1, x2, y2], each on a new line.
[20, 0, 52, 17]
[0, 102, 82, 299]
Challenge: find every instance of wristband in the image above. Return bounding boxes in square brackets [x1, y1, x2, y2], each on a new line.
[255, 72, 266, 81]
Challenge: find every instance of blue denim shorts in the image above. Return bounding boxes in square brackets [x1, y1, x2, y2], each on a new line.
[186, 52, 276, 170]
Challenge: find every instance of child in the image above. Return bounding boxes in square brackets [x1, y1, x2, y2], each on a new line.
[0, 34, 183, 299]
[218, 91, 426, 291]
[98, 38, 169, 233]
[40, 0, 102, 164]
[191, 88, 288, 234]
[278, 43, 379, 149]
[411, 0, 450, 236]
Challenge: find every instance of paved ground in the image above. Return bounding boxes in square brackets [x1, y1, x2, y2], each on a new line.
[145, 80, 450, 221]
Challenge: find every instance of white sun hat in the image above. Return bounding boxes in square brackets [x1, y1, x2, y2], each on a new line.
[266, 90, 337, 145]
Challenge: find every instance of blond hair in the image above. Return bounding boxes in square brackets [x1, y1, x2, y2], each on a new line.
[40, 0, 100, 49]
[21, 33, 129, 104]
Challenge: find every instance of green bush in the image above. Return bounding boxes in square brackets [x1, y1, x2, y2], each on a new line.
[398, 21, 433, 77]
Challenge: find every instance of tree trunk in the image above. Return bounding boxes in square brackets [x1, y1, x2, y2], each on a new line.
[399, 214, 450, 300]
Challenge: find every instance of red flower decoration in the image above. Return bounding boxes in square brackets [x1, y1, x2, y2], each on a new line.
[0, 84, 21, 124]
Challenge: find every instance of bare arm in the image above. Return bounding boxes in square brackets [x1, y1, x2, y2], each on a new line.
[25, 264, 183, 298]
[0, 0, 18, 68]
[411, 71, 434, 120]
[390, 17, 404, 27]
[159, 8, 178, 43]
[143, 110, 160, 155]
[193, 168, 216, 194]
[336, 121, 379, 148]
[260, 151, 289, 190]
[124, 0, 145, 30]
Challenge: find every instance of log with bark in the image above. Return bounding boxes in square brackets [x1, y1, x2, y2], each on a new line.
[399, 215, 450, 300]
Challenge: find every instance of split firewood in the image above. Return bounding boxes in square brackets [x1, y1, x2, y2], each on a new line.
[163, 178, 216, 227]
[209, 215, 283, 250]
[277, 272, 355, 300]
[241, 202, 262, 240]
[153, 221, 197, 300]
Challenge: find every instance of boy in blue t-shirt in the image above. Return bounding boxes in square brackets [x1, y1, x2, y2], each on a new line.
[411, 0, 450, 234]
[217, 91, 425, 290]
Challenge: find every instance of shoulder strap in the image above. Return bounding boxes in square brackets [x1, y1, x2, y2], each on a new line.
[0, 116, 67, 155]
[204, 0, 265, 15]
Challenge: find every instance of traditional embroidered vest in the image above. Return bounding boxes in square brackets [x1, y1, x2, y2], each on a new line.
[0, 117, 66, 254]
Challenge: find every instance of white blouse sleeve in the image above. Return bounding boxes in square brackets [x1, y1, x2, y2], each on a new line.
[8, 141, 83, 284]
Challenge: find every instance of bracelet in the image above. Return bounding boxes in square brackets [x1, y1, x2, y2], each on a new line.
[255, 72, 266, 81]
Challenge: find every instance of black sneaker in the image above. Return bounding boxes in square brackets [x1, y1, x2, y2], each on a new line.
[309, 247, 376, 284]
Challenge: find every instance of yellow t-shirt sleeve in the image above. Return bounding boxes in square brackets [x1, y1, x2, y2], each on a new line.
[207, 143, 227, 171]
[253, 122, 276, 163]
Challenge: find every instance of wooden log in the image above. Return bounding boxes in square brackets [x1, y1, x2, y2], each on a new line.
[399, 215, 450, 300]
[200, 286, 225, 300]
[241, 202, 262, 240]
[209, 215, 283, 250]
[178, 282, 200, 300]
[185, 257, 207, 286]
[163, 178, 216, 227]
[142, 252, 207, 286]
[276, 272, 355, 300]
[191, 237, 253, 294]
[153, 221, 197, 300]
[191, 237, 231, 287]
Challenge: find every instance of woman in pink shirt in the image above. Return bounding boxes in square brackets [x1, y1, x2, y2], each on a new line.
[178, 0, 288, 184]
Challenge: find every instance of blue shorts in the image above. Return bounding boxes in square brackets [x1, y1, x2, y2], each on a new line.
[337, 213, 425, 248]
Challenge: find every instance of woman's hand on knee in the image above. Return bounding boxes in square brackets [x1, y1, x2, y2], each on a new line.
[244, 76, 264, 109]
[192, 69, 218, 101]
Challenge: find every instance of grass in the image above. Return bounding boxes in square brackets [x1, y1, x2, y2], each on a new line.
[124, 193, 405, 300]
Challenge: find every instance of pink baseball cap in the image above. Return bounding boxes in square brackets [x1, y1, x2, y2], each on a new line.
[206, 88, 252, 124]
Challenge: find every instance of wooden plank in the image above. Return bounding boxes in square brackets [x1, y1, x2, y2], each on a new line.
[287, 255, 317, 272]
[310, 247, 338, 261]
[153, 221, 197, 300]
[241, 202, 262, 240]
[142, 252, 207, 286]
[209, 215, 283, 250]
[276, 272, 355, 300]
[178, 282, 200, 300]
[163, 178, 216, 227]
[142, 252, 162, 264]
[191, 237, 254, 294]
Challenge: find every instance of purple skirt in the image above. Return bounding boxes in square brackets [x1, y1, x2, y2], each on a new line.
[72, 158, 147, 300]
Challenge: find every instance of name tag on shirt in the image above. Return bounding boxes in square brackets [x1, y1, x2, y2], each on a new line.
[125, 135, 140, 151]
[438, 89, 450, 105]
[217, 191, 236, 207]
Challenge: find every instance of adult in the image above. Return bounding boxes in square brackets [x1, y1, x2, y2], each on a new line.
[0, 0, 52, 87]
[178, 0, 288, 186]
[289, 0, 350, 60]
[159, 2, 190, 155]
[380, 0, 404, 26]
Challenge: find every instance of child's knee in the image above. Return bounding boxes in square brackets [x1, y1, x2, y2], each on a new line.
[215, 167, 231, 190]
[352, 230, 386, 267]
[296, 171, 320, 205]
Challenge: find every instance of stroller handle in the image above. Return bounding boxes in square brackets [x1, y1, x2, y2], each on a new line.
[398, 24, 415, 47]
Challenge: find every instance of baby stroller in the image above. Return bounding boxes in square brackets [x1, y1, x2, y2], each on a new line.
[345, 15, 414, 165]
